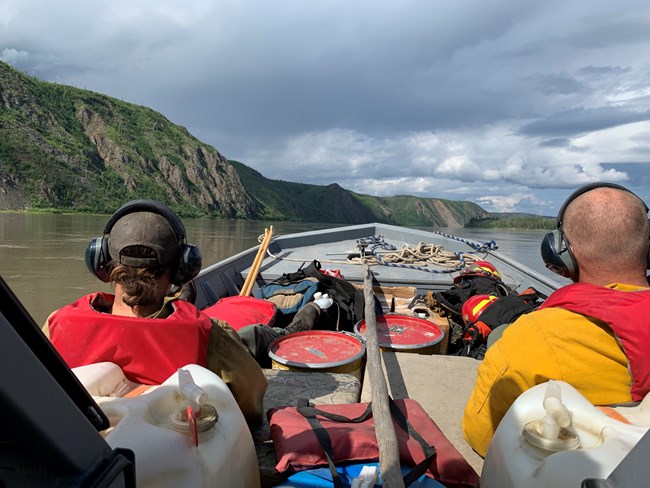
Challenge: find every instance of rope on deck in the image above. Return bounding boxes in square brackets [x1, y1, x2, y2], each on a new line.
[433, 230, 499, 252]
[378, 244, 477, 272]
[260, 232, 498, 274]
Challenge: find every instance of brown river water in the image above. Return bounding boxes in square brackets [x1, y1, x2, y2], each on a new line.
[0, 212, 565, 326]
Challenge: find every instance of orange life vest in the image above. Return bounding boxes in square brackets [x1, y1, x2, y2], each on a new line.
[49, 292, 213, 385]
[540, 283, 650, 401]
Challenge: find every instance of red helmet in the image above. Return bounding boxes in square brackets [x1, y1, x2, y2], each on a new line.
[454, 260, 501, 284]
[462, 294, 498, 325]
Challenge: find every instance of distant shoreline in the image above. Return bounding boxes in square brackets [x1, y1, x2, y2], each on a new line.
[467, 216, 556, 231]
[0, 209, 557, 230]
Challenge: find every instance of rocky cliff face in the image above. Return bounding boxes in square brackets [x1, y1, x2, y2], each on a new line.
[0, 172, 26, 210]
[76, 105, 257, 217]
[0, 60, 258, 216]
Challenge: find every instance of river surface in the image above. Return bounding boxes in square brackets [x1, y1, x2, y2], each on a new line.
[0, 212, 569, 326]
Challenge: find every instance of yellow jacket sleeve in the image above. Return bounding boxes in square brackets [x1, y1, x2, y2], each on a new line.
[462, 314, 559, 457]
[462, 306, 631, 457]
[206, 319, 268, 425]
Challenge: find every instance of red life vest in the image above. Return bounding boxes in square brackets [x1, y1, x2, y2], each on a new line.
[49, 292, 213, 385]
[540, 283, 650, 401]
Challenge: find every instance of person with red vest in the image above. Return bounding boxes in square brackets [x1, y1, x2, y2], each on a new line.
[42, 199, 267, 424]
[463, 182, 650, 457]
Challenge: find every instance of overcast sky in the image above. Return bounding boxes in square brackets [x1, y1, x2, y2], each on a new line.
[2, 0, 650, 215]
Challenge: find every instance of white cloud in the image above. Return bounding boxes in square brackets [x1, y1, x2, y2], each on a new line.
[1, 48, 28, 64]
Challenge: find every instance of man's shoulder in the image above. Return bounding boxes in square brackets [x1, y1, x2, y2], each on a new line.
[510, 306, 569, 328]
[498, 306, 576, 348]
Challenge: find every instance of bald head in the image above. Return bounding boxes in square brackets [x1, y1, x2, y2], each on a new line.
[563, 186, 649, 283]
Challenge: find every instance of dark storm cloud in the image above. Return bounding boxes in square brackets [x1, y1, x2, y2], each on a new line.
[577, 65, 632, 77]
[540, 138, 572, 148]
[518, 107, 650, 138]
[529, 73, 586, 96]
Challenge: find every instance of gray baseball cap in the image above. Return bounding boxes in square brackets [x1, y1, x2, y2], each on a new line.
[108, 211, 180, 267]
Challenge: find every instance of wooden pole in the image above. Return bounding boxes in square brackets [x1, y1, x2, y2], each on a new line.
[240, 226, 273, 297]
[362, 263, 405, 488]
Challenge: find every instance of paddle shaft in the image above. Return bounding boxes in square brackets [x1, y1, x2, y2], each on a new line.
[240, 226, 273, 297]
[362, 263, 405, 488]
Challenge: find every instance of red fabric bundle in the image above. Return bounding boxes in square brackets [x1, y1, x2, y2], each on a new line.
[268, 398, 479, 488]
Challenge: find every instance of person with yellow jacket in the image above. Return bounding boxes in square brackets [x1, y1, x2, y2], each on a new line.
[42, 199, 267, 425]
[463, 182, 650, 457]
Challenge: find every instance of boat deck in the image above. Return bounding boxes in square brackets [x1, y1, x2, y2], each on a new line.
[195, 224, 560, 309]
[258, 236, 456, 289]
[360, 352, 484, 474]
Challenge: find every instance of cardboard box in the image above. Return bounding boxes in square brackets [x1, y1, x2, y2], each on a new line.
[354, 284, 417, 314]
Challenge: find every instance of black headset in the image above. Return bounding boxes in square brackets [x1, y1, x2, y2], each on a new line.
[85, 199, 202, 285]
[541, 182, 650, 279]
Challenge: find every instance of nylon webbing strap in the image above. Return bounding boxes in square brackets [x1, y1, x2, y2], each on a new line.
[297, 402, 374, 488]
[387, 400, 438, 486]
[297, 399, 437, 487]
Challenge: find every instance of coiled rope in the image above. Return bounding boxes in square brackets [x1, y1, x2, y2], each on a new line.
[352, 233, 500, 274]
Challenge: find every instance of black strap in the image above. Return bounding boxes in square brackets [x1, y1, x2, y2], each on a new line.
[388, 399, 438, 485]
[297, 401, 374, 488]
[297, 399, 437, 487]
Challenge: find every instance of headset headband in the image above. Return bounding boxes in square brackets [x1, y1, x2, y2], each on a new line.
[86, 199, 201, 286]
[103, 199, 187, 242]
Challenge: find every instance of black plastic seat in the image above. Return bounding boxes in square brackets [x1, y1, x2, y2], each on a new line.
[0, 276, 136, 487]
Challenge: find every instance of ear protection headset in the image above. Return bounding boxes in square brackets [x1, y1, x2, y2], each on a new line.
[541, 182, 650, 279]
[85, 199, 202, 285]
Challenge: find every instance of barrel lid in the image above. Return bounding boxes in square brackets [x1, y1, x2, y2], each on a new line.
[354, 314, 445, 350]
[268, 330, 366, 369]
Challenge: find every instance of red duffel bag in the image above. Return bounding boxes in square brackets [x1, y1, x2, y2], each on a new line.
[202, 295, 277, 331]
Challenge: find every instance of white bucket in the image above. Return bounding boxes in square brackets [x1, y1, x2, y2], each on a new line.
[481, 380, 650, 488]
[73, 363, 260, 488]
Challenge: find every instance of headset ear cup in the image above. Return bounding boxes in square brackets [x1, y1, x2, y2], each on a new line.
[171, 244, 202, 286]
[541, 230, 578, 279]
[85, 236, 111, 283]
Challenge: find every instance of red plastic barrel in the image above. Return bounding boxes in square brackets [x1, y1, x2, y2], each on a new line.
[354, 314, 445, 353]
[268, 330, 366, 376]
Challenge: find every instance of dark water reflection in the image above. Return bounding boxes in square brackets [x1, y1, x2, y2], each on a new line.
[0, 213, 567, 326]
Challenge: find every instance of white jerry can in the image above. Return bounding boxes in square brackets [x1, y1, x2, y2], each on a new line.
[481, 380, 650, 488]
[73, 362, 260, 488]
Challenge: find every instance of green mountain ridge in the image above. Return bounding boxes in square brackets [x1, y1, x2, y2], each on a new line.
[0, 61, 508, 227]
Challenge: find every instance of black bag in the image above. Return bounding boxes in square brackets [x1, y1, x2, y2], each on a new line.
[272, 260, 366, 332]
[433, 274, 544, 356]
[434, 275, 511, 319]
[476, 293, 541, 330]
